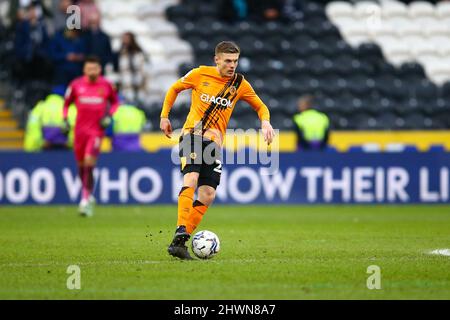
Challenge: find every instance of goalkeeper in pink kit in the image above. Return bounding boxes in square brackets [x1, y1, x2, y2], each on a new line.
[62, 56, 119, 216]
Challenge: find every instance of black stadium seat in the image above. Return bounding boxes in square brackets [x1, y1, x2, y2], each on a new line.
[164, 0, 449, 130]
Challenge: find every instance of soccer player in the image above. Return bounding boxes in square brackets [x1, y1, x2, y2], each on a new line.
[63, 56, 119, 217]
[160, 41, 275, 260]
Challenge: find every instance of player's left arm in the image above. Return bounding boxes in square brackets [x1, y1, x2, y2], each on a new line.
[240, 80, 275, 144]
[99, 82, 120, 129]
[107, 82, 120, 116]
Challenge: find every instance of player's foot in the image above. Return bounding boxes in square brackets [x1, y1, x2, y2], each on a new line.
[79, 198, 93, 217]
[167, 226, 193, 260]
[89, 195, 96, 205]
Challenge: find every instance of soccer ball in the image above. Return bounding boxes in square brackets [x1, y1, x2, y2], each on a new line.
[191, 230, 220, 259]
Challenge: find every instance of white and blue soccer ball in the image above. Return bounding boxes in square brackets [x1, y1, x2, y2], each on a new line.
[191, 230, 220, 259]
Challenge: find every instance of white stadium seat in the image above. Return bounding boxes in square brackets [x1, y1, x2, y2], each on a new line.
[370, 22, 397, 38]
[382, 41, 413, 66]
[150, 62, 179, 78]
[434, 39, 450, 57]
[402, 35, 425, 49]
[409, 1, 436, 18]
[145, 19, 179, 38]
[412, 42, 436, 57]
[374, 34, 399, 47]
[97, 0, 197, 102]
[101, 2, 137, 19]
[340, 21, 370, 40]
[409, 1, 438, 26]
[425, 59, 450, 85]
[331, 15, 361, 30]
[395, 20, 422, 37]
[381, 1, 408, 18]
[423, 22, 450, 38]
[385, 143, 408, 152]
[354, 1, 381, 20]
[436, 1, 450, 18]
[329, 0, 450, 85]
[412, 42, 438, 67]
[361, 143, 381, 153]
[326, 1, 354, 20]
[137, 36, 165, 56]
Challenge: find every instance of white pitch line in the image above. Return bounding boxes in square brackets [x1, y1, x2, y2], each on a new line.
[428, 249, 450, 257]
[0, 260, 163, 268]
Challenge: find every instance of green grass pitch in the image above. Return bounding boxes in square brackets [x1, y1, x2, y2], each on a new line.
[0, 205, 449, 299]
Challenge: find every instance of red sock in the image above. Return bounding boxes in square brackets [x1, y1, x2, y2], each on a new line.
[85, 166, 94, 194]
[78, 165, 84, 182]
[82, 166, 94, 200]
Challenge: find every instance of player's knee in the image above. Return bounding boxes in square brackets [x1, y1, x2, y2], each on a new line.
[183, 172, 199, 189]
[199, 187, 216, 206]
[84, 156, 97, 167]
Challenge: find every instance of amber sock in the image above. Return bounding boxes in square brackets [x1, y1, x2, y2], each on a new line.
[177, 186, 195, 229]
[186, 200, 208, 234]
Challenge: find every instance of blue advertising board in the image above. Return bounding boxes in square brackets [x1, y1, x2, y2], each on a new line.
[0, 151, 449, 204]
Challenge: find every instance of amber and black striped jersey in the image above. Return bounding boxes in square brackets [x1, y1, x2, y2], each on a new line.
[160, 66, 270, 145]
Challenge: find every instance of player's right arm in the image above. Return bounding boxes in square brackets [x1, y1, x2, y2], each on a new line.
[160, 68, 200, 138]
[62, 83, 75, 134]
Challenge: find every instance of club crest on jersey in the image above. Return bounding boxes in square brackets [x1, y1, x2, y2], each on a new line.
[229, 86, 237, 95]
[200, 93, 232, 108]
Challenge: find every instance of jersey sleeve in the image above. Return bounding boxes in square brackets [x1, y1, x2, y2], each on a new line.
[160, 68, 200, 118]
[63, 82, 76, 120]
[240, 79, 270, 122]
[107, 82, 120, 115]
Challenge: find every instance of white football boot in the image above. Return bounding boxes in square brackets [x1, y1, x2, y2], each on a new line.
[79, 198, 93, 217]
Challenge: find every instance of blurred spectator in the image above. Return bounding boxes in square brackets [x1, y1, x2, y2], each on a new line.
[49, 27, 86, 86]
[78, 0, 100, 31]
[24, 85, 77, 151]
[52, 0, 73, 34]
[13, 4, 53, 83]
[250, 0, 284, 22]
[9, 0, 52, 28]
[83, 13, 113, 71]
[111, 101, 146, 152]
[118, 32, 149, 104]
[292, 95, 330, 151]
[282, 0, 305, 22]
[219, 0, 249, 23]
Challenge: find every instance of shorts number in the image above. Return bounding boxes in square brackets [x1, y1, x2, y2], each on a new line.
[213, 159, 222, 173]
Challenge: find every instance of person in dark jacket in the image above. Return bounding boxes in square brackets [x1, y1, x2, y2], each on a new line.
[83, 13, 113, 71]
[14, 4, 53, 82]
[49, 27, 86, 86]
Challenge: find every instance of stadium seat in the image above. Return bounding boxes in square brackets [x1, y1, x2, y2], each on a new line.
[348, 143, 381, 153]
[385, 143, 417, 153]
[428, 144, 446, 152]
[409, 1, 436, 20]
[381, 0, 408, 19]
[437, 1, 450, 19]
[326, 1, 354, 20]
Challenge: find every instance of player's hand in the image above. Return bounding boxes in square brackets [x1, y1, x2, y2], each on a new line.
[160, 117, 172, 139]
[61, 118, 70, 136]
[100, 115, 112, 129]
[261, 120, 275, 145]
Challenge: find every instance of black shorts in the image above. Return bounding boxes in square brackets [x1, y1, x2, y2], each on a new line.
[179, 133, 222, 189]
